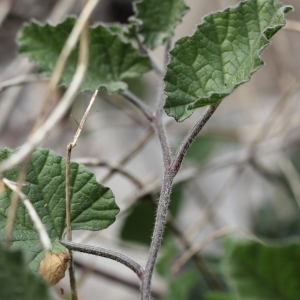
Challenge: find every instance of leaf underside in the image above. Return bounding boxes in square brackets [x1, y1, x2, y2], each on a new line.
[132, 0, 189, 50]
[164, 0, 293, 121]
[18, 18, 152, 93]
[223, 240, 300, 300]
[0, 148, 119, 272]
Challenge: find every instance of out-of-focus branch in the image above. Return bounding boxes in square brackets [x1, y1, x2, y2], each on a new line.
[0, 74, 48, 92]
[74, 259, 163, 299]
[2, 177, 51, 250]
[0, 0, 101, 175]
[74, 158, 143, 188]
[184, 74, 300, 241]
[121, 90, 155, 122]
[64, 18, 92, 300]
[172, 226, 264, 274]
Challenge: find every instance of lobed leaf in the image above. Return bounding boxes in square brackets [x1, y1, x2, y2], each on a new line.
[0, 148, 119, 272]
[18, 18, 152, 92]
[223, 240, 300, 300]
[164, 0, 293, 121]
[0, 244, 51, 300]
[131, 0, 189, 49]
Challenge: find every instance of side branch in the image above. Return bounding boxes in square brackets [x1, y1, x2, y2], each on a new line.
[121, 90, 155, 122]
[60, 240, 144, 280]
[171, 104, 219, 174]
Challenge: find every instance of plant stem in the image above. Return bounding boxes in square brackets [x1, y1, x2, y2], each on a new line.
[153, 114, 172, 168]
[121, 90, 155, 122]
[142, 103, 220, 299]
[5, 159, 29, 246]
[66, 91, 98, 300]
[60, 240, 144, 279]
[2, 178, 51, 250]
[141, 171, 174, 300]
[171, 104, 219, 173]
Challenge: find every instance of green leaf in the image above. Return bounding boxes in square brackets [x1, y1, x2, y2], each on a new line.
[131, 0, 189, 49]
[0, 243, 51, 300]
[185, 136, 215, 163]
[18, 18, 152, 92]
[252, 203, 300, 240]
[223, 240, 300, 300]
[156, 239, 198, 300]
[120, 184, 184, 245]
[161, 271, 198, 300]
[164, 0, 293, 121]
[205, 292, 234, 300]
[0, 148, 119, 272]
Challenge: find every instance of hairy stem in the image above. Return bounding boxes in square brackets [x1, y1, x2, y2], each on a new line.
[121, 90, 155, 122]
[171, 104, 219, 173]
[60, 240, 144, 279]
[142, 104, 219, 299]
[141, 171, 174, 299]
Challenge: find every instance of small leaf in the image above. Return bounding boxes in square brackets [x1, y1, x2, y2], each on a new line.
[18, 18, 152, 92]
[131, 0, 189, 49]
[0, 148, 119, 272]
[164, 0, 293, 121]
[0, 243, 51, 300]
[223, 240, 300, 300]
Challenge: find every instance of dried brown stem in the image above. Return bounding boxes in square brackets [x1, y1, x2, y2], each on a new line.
[2, 178, 51, 250]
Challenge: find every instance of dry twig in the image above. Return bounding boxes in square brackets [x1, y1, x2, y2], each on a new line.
[2, 177, 51, 250]
[0, 0, 100, 176]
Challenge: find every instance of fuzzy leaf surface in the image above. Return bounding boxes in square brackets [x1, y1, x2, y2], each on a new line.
[0, 244, 51, 300]
[131, 0, 189, 49]
[164, 0, 292, 121]
[223, 240, 300, 300]
[18, 18, 151, 92]
[0, 148, 119, 272]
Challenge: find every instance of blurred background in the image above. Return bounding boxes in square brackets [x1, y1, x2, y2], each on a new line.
[0, 0, 300, 299]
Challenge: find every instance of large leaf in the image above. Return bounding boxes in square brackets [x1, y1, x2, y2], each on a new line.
[0, 243, 51, 300]
[120, 184, 184, 245]
[161, 271, 198, 300]
[164, 0, 293, 121]
[18, 18, 152, 92]
[223, 240, 300, 300]
[131, 0, 189, 49]
[156, 239, 198, 300]
[0, 148, 119, 272]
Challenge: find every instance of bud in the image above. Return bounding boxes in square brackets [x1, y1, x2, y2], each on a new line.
[39, 250, 70, 285]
